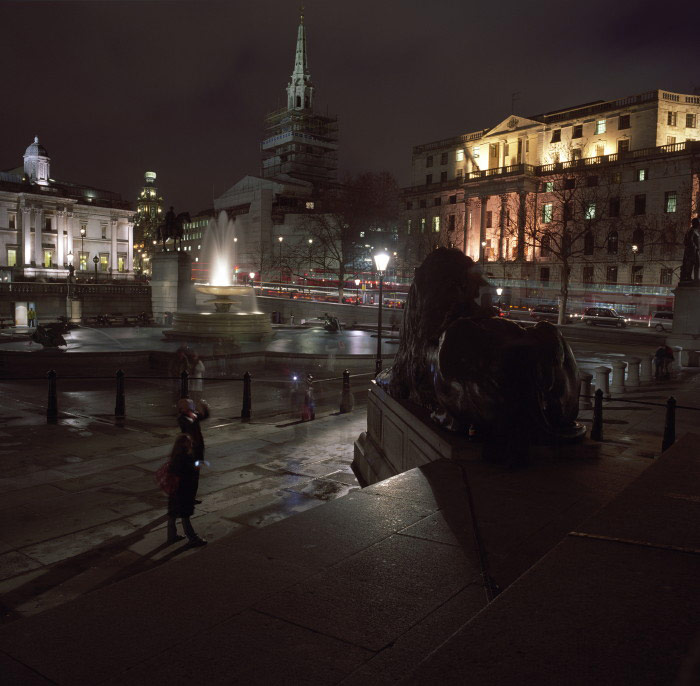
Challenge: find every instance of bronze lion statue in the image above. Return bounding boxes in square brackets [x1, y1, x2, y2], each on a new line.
[378, 248, 584, 456]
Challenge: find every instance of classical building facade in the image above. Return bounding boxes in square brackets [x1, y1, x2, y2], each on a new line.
[0, 137, 134, 281]
[402, 89, 700, 314]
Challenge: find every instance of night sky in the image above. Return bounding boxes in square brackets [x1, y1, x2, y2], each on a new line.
[1, 0, 697, 213]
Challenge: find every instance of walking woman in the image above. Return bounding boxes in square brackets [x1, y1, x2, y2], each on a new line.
[166, 433, 207, 547]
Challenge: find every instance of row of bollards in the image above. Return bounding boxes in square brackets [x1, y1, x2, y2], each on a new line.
[45, 368, 357, 425]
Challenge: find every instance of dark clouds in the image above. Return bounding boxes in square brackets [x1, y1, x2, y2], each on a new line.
[1, 0, 696, 212]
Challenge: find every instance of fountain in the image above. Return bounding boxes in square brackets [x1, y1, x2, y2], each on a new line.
[164, 211, 272, 343]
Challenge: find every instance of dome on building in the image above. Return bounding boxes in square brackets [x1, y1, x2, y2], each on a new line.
[24, 136, 48, 158]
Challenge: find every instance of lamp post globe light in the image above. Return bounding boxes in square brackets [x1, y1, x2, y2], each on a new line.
[631, 244, 639, 284]
[496, 286, 503, 309]
[481, 240, 487, 267]
[277, 236, 284, 286]
[65, 251, 74, 318]
[249, 271, 256, 286]
[354, 278, 361, 305]
[373, 250, 390, 376]
[93, 254, 99, 280]
[80, 226, 86, 269]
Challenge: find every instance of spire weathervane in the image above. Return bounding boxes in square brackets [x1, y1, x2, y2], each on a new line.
[300, 4, 304, 24]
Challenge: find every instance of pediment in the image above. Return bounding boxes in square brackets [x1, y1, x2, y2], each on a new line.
[483, 116, 543, 138]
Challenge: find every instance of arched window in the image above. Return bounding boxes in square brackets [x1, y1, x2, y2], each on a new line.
[584, 230, 594, 255]
[607, 230, 618, 255]
[632, 228, 644, 253]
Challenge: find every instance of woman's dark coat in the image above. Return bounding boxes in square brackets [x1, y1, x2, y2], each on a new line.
[168, 449, 198, 518]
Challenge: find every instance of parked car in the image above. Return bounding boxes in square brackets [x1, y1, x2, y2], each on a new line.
[582, 307, 627, 327]
[649, 311, 673, 331]
[530, 304, 572, 323]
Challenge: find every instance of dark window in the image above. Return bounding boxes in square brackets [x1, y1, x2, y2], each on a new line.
[583, 266, 594, 284]
[440, 152, 448, 165]
[572, 148, 582, 160]
[45, 218, 52, 231]
[667, 111, 677, 126]
[405, 201, 412, 211]
[584, 231, 594, 255]
[551, 129, 561, 143]
[587, 175, 598, 187]
[632, 265, 643, 285]
[456, 169, 464, 180]
[634, 194, 646, 215]
[606, 265, 618, 283]
[660, 268, 673, 285]
[541, 234, 550, 257]
[434, 197, 441, 206]
[563, 202, 573, 221]
[687, 113, 697, 128]
[440, 171, 447, 183]
[564, 178, 575, 190]
[632, 228, 645, 253]
[486, 211, 493, 228]
[618, 114, 630, 129]
[426, 156, 433, 167]
[419, 199, 426, 208]
[572, 124, 583, 138]
[540, 267, 550, 282]
[425, 174, 433, 185]
[607, 231, 619, 254]
[665, 191, 677, 213]
[618, 139, 630, 153]
[609, 197, 620, 218]
[448, 215, 456, 232]
[449, 195, 457, 204]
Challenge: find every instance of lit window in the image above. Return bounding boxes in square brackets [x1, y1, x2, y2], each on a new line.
[472, 146, 480, 158]
[118, 255, 126, 272]
[456, 149, 464, 162]
[667, 136, 676, 145]
[585, 203, 596, 220]
[7, 248, 17, 267]
[433, 216, 440, 232]
[667, 111, 677, 127]
[305, 201, 315, 209]
[43, 250, 52, 268]
[687, 113, 697, 128]
[595, 119, 606, 134]
[542, 203, 553, 224]
[596, 143, 605, 157]
[420, 218, 426, 232]
[665, 191, 677, 213]
[359, 231, 365, 238]
[636, 169, 648, 181]
[543, 181, 554, 193]
[79, 252, 88, 270]
[100, 254, 109, 271]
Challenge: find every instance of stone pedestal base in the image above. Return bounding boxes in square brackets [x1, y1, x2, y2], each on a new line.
[666, 283, 700, 365]
[151, 253, 195, 324]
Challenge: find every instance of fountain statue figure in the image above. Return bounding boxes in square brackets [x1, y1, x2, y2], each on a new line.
[164, 211, 272, 343]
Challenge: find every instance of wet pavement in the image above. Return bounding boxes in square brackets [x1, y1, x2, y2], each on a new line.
[0, 324, 683, 624]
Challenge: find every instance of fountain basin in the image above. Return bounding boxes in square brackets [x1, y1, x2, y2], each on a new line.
[164, 311, 272, 343]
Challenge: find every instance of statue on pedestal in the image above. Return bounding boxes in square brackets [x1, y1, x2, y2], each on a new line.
[679, 218, 700, 284]
[378, 248, 584, 449]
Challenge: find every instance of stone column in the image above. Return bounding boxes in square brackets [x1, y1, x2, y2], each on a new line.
[66, 213, 74, 257]
[610, 359, 627, 394]
[463, 198, 471, 255]
[517, 191, 527, 260]
[640, 355, 653, 383]
[498, 194, 508, 259]
[479, 196, 488, 262]
[56, 213, 64, 266]
[22, 207, 32, 265]
[126, 221, 134, 273]
[110, 219, 118, 271]
[34, 208, 44, 267]
[594, 366, 611, 399]
[579, 371, 593, 410]
[625, 356, 641, 387]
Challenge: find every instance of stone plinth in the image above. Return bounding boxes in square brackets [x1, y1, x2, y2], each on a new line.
[150, 252, 195, 324]
[666, 283, 700, 362]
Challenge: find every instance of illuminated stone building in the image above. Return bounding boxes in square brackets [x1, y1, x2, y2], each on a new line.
[132, 171, 164, 275]
[0, 136, 134, 281]
[402, 89, 700, 314]
[211, 10, 337, 282]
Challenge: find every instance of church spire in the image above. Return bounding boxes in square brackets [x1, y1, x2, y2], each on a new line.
[287, 7, 314, 111]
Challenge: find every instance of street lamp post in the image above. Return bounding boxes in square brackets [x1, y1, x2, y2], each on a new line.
[93, 255, 99, 281]
[373, 251, 390, 376]
[481, 240, 487, 268]
[354, 278, 361, 305]
[65, 251, 74, 319]
[496, 286, 503, 309]
[278, 236, 284, 286]
[631, 244, 639, 285]
[80, 227, 86, 270]
[249, 271, 256, 287]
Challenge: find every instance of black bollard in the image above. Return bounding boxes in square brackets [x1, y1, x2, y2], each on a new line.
[241, 371, 251, 422]
[661, 396, 676, 452]
[115, 369, 126, 418]
[47, 369, 58, 424]
[180, 370, 189, 399]
[590, 388, 603, 441]
[339, 369, 354, 413]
